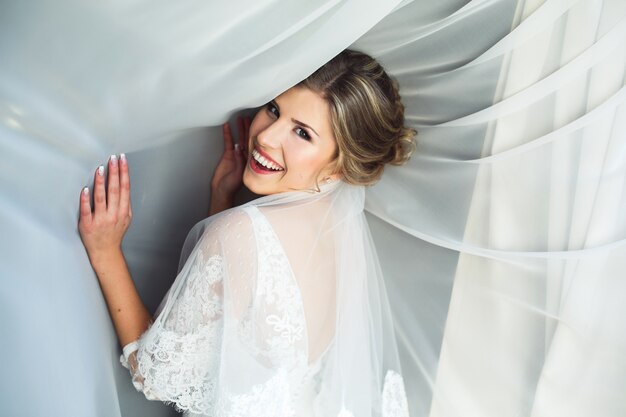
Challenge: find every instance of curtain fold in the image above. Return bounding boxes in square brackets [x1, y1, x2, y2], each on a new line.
[362, 1, 626, 416]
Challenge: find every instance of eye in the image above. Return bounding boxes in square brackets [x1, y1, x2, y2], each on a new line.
[266, 102, 279, 117]
[295, 127, 311, 141]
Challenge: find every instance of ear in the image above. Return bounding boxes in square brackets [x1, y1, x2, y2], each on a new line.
[321, 158, 342, 181]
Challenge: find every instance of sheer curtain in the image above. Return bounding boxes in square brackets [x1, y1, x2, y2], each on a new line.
[362, 0, 626, 415]
[436, 1, 626, 415]
[1, 0, 624, 416]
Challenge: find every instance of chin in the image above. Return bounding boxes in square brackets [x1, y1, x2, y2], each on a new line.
[243, 171, 271, 196]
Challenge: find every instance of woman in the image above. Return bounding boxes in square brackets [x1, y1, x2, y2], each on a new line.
[78, 49, 417, 416]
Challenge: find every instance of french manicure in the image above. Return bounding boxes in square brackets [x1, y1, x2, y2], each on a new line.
[110, 154, 117, 165]
[120, 153, 126, 163]
[83, 187, 89, 195]
[98, 165, 104, 176]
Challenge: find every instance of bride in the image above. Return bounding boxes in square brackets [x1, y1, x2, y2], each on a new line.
[78, 49, 417, 417]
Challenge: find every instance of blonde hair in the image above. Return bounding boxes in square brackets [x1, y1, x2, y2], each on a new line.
[298, 49, 417, 186]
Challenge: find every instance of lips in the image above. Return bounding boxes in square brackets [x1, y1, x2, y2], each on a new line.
[249, 146, 284, 174]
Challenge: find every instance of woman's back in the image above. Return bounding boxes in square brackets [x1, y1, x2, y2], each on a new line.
[120, 180, 409, 416]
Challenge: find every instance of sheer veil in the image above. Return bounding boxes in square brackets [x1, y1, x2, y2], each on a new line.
[121, 179, 409, 416]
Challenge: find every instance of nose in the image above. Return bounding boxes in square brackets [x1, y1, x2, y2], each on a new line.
[256, 118, 287, 150]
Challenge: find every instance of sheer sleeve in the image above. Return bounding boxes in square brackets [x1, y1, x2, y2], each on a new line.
[118, 216, 228, 414]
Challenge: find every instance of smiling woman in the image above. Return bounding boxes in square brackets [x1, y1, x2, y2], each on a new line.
[243, 48, 417, 196]
[243, 86, 340, 195]
[78, 48, 416, 417]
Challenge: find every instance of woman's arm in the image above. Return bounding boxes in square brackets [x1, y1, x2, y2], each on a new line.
[89, 248, 152, 347]
[79, 154, 152, 348]
[208, 116, 250, 216]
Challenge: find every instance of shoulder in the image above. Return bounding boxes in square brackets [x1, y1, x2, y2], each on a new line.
[208, 206, 256, 236]
[191, 206, 257, 244]
[178, 206, 257, 272]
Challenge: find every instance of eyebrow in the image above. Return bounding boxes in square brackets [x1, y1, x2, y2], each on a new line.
[271, 99, 320, 138]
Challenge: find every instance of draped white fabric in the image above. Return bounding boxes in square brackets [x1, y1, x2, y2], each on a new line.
[1, 0, 625, 416]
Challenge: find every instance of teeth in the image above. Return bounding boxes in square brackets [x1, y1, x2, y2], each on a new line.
[252, 149, 283, 171]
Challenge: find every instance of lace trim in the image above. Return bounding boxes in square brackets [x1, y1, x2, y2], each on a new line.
[120, 251, 225, 415]
[240, 206, 308, 371]
[382, 370, 410, 417]
[336, 370, 409, 417]
[136, 322, 222, 414]
[217, 368, 296, 417]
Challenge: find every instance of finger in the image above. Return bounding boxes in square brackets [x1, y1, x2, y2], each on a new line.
[234, 143, 245, 172]
[237, 116, 247, 149]
[94, 165, 106, 215]
[79, 187, 92, 225]
[107, 154, 120, 212]
[237, 116, 245, 149]
[223, 122, 233, 152]
[118, 153, 131, 218]
[243, 117, 251, 154]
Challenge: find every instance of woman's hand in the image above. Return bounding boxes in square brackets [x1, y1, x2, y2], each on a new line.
[209, 116, 251, 216]
[77, 155, 152, 346]
[79, 154, 132, 262]
[211, 116, 251, 196]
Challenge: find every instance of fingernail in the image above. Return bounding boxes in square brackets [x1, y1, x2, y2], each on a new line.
[98, 165, 104, 176]
[120, 153, 126, 163]
[110, 154, 117, 166]
[82, 187, 89, 195]
[234, 144, 240, 152]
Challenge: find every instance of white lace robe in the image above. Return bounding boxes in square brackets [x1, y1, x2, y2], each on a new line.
[120, 203, 409, 417]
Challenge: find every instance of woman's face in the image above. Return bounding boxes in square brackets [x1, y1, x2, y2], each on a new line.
[243, 86, 339, 195]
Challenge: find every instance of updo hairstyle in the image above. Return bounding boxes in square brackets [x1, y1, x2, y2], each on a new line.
[297, 48, 417, 186]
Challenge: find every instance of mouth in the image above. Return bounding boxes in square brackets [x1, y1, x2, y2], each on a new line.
[249, 147, 284, 174]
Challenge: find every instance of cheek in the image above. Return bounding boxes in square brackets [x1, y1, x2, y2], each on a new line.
[248, 111, 265, 146]
[283, 142, 313, 166]
[284, 143, 330, 179]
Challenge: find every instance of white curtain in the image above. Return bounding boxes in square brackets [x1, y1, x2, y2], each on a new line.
[1, 0, 624, 416]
